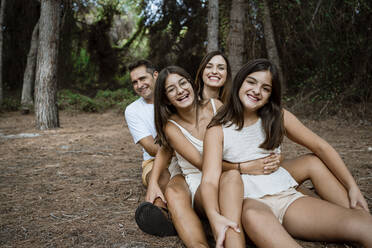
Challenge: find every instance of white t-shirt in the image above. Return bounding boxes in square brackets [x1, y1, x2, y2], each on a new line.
[124, 97, 157, 161]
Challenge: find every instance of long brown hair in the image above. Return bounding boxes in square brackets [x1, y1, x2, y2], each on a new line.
[208, 59, 284, 150]
[154, 66, 199, 150]
[194, 51, 232, 103]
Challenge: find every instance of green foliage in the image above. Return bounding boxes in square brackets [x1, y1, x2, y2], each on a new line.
[58, 90, 103, 112]
[57, 89, 138, 113]
[0, 97, 21, 111]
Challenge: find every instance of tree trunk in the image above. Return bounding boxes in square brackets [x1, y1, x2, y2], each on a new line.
[207, 0, 219, 52]
[21, 20, 39, 114]
[34, 0, 61, 129]
[227, 0, 246, 78]
[0, 0, 6, 105]
[261, 0, 285, 92]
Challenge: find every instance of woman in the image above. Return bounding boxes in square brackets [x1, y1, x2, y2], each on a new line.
[201, 58, 372, 248]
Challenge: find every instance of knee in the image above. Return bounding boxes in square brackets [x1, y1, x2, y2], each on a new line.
[301, 153, 325, 173]
[165, 183, 188, 208]
[242, 205, 271, 228]
[220, 170, 242, 188]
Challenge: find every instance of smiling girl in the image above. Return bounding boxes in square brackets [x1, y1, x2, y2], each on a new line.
[201, 58, 372, 248]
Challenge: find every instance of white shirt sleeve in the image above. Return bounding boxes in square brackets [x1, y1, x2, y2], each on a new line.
[124, 105, 153, 144]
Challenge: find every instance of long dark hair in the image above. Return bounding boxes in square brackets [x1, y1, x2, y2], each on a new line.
[154, 66, 199, 150]
[195, 51, 232, 103]
[208, 58, 284, 150]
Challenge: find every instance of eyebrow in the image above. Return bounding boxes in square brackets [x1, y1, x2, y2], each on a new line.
[246, 76, 272, 87]
[165, 78, 186, 89]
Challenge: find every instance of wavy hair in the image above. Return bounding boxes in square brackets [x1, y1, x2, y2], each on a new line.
[194, 51, 232, 103]
[154, 66, 199, 150]
[208, 59, 284, 150]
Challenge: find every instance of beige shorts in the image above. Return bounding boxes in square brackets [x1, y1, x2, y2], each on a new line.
[141, 157, 182, 187]
[255, 188, 305, 223]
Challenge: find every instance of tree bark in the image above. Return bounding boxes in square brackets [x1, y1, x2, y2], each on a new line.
[21, 20, 39, 114]
[262, 0, 285, 92]
[207, 0, 219, 52]
[0, 0, 6, 105]
[227, 0, 246, 78]
[34, 0, 61, 129]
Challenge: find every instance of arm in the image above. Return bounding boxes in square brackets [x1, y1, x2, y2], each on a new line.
[200, 126, 240, 246]
[222, 153, 282, 174]
[166, 122, 281, 174]
[138, 136, 159, 157]
[145, 146, 173, 204]
[283, 109, 368, 211]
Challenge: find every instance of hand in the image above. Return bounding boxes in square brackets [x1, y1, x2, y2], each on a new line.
[145, 182, 166, 204]
[211, 213, 240, 248]
[348, 186, 370, 212]
[240, 153, 281, 175]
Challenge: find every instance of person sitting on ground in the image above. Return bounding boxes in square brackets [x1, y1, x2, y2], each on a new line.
[124, 59, 182, 237]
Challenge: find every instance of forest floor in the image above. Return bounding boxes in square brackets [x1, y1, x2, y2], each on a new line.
[0, 110, 371, 248]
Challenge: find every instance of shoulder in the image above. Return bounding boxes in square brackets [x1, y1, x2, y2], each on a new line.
[282, 108, 299, 126]
[125, 97, 141, 113]
[205, 125, 223, 143]
[125, 97, 150, 119]
[211, 98, 223, 110]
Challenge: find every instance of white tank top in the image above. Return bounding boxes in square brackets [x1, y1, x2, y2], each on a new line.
[223, 119, 298, 198]
[168, 99, 217, 176]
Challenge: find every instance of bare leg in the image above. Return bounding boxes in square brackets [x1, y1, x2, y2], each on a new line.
[283, 196, 372, 247]
[282, 153, 349, 208]
[165, 174, 209, 248]
[241, 198, 301, 248]
[218, 170, 245, 248]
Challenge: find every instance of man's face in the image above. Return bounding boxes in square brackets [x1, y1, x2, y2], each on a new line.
[130, 65, 158, 102]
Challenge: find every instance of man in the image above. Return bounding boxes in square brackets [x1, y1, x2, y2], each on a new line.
[124, 60, 180, 236]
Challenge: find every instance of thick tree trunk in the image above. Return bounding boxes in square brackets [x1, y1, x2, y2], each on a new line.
[0, 0, 6, 105]
[227, 0, 246, 78]
[262, 0, 285, 91]
[207, 0, 219, 52]
[21, 20, 39, 114]
[34, 0, 60, 129]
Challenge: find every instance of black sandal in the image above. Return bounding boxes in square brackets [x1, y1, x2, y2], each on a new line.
[135, 202, 177, 237]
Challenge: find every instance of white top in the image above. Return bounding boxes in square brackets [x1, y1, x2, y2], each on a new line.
[168, 99, 217, 176]
[223, 119, 298, 198]
[124, 97, 157, 161]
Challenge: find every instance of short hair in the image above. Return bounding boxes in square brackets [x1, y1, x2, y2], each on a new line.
[128, 59, 156, 74]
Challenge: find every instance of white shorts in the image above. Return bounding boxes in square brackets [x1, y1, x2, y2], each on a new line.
[184, 172, 202, 207]
[168, 156, 182, 179]
[255, 187, 305, 223]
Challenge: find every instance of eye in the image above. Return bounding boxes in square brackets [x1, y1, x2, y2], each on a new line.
[263, 87, 272, 93]
[180, 80, 189, 88]
[166, 87, 175, 94]
[205, 64, 212, 69]
[218, 66, 225, 71]
[246, 80, 256, 85]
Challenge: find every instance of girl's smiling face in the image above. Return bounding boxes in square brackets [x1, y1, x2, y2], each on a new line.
[238, 70, 272, 112]
[165, 73, 194, 108]
[202, 55, 227, 89]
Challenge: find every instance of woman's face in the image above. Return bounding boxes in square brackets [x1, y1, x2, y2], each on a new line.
[202, 55, 227, 89]
[165, 73, 194, 108]
[238, 70, 272, 112]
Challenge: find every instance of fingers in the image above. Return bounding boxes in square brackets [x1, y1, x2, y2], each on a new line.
[216, 226, 227, 248]
[158, 193, 167, 204]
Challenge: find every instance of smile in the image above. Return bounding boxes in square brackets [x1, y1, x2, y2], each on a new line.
[176, 93, 190, 102]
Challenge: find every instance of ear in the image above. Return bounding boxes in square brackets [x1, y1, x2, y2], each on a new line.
[153, 71, 159, 80]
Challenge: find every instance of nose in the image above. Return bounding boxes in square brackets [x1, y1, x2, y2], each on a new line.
[175, 85, 185, 95]
[252, 85, 260, 95]
[212, 66, 217, 74]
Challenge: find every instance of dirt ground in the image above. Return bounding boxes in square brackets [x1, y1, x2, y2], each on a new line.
[0, 110, 371, 248]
